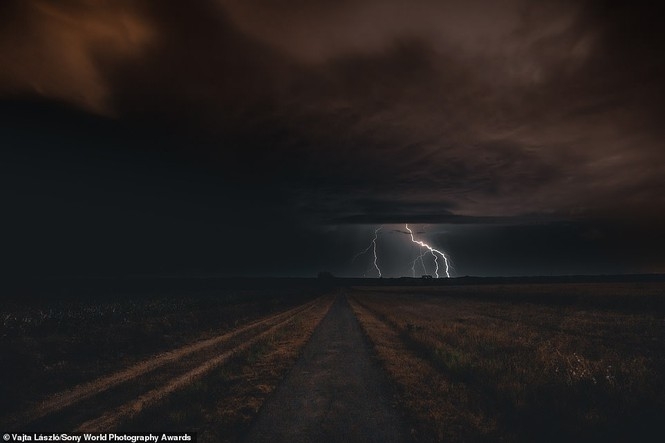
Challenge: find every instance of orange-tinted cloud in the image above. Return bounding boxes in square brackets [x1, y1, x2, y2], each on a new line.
[0, 0, 152, 113]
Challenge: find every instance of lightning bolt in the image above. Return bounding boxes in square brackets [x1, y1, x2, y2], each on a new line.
[352, 226, 383, 277]
[405, 224, 451, 278]
[411, 247, 429, 277]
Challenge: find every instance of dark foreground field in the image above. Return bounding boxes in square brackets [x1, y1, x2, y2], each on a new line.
[1, 278, 664, 442]
[0, 278, 331, 440]
[351, 282, 665, 442]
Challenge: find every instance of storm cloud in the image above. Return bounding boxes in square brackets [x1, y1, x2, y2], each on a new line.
[1, 0, 664, 276]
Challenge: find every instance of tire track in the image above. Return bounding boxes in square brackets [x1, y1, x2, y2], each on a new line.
[6, 296, 324, 429]
[76, 296, 332, 432]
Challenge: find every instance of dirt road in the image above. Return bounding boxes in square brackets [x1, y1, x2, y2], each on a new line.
[245, 295, 408, 443]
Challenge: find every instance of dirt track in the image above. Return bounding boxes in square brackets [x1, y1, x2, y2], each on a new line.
[245, 295, 408, 443]
[5, 296, 325, 431]
[7, 293, 408, 441]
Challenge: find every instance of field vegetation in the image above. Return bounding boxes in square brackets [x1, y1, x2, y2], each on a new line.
[350, 283, 665, 442]
[1, 286, 321, 425]
[5, 280, 663, 442]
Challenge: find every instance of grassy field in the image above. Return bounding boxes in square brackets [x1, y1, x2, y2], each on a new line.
[4, 279, 663, 441]
[350, 282, 665, 443]
[0, 284, 321, 423]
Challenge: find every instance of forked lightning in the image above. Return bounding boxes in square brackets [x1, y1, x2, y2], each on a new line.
[405, 224, 451, 278]
[353, 225, 452, 278]
[352, 226, 383, 277]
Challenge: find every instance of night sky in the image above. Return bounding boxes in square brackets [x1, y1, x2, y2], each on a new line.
[1, 0, 664, 278]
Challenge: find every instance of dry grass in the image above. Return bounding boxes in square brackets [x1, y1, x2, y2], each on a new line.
[349, 297, 496, 442]
[1, 290, 318, 421]
[350, 283, 665, 443]
[121, 294, 335, 443]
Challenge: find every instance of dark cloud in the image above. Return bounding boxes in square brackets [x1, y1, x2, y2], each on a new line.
[1, 0, 664, 276]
